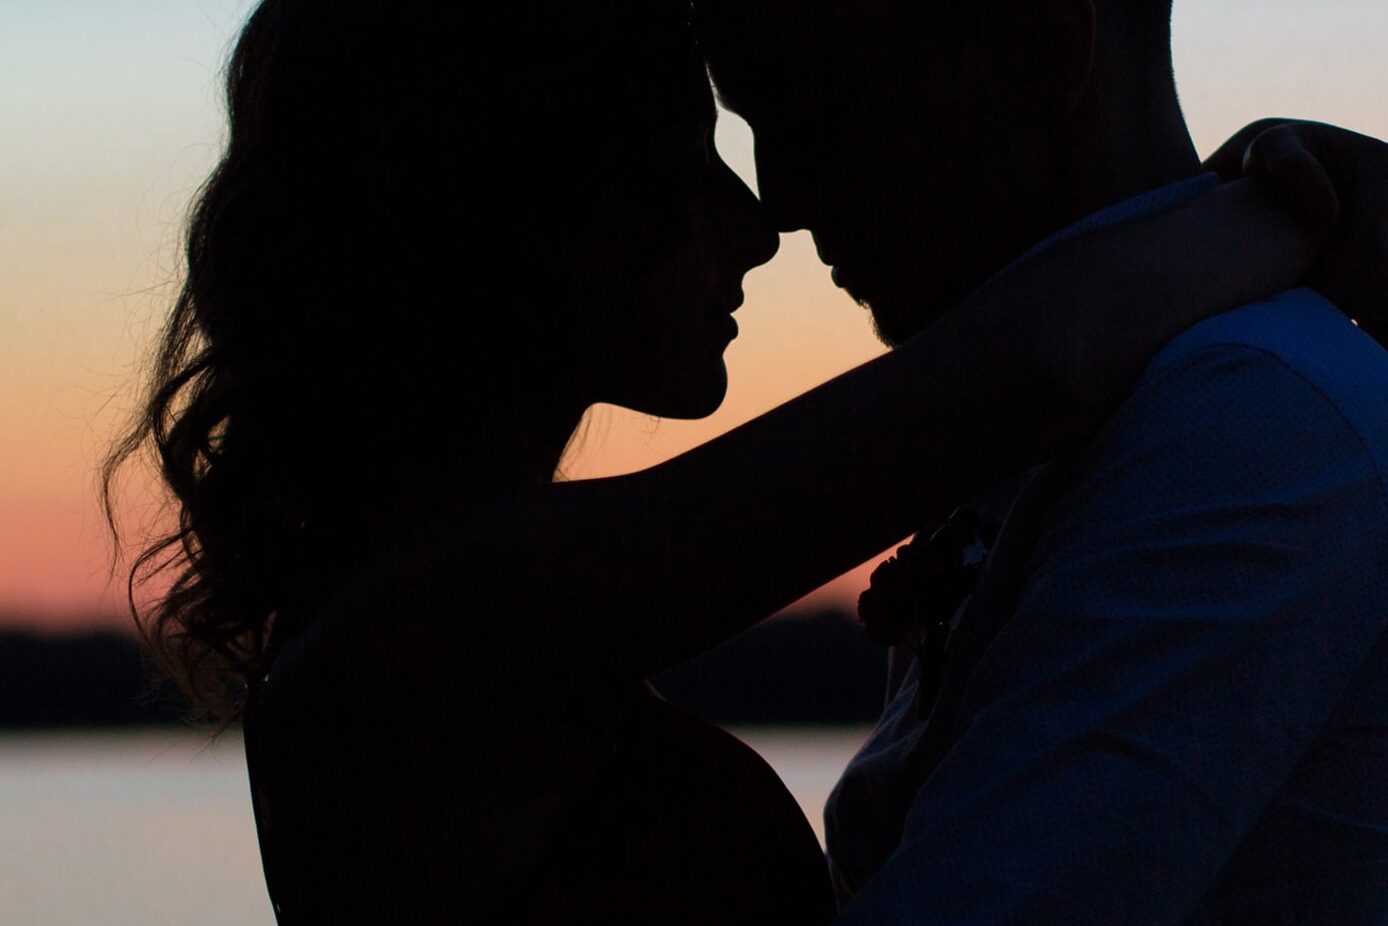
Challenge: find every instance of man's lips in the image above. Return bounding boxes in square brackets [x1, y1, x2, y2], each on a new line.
[813, 236, 851, 288]
[830, 262, 861, 292]
[812, 229, 843, 267]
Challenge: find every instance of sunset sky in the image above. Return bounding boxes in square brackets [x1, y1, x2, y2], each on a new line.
[3, 1, 1387, 630]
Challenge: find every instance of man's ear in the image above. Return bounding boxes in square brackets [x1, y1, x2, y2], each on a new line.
[1057, 0, 1097, 115]
[1007, 0, 1096, 119]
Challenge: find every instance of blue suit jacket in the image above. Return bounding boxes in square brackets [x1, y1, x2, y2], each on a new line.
[827, 286, 1388, 923]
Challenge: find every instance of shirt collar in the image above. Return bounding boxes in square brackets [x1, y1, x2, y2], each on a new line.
[999, 172, 1221, 277]
[963, 172, 1222, 521]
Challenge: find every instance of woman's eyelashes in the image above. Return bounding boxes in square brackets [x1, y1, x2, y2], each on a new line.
[648, 124, 718, 182]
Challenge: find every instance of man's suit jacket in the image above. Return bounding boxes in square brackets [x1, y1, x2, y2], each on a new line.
[827, 289, 1388, 924]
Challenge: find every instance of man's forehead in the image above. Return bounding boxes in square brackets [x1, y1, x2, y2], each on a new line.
[695, 0, 947, 81]
[697, 0, 880, 44]
[697, 0, 878, 104]
[696, 0, 974, 56]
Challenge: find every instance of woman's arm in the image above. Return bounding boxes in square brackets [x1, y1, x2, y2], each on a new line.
[1206, 119, 1388, 341]
[458, 174, 1330, 678]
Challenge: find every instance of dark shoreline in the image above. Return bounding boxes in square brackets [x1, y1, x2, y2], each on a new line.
[0, 609, 886, 728]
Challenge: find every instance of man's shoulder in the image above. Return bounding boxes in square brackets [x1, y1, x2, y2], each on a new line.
[1036, 288, 1388, 558]
[1147, 288, 1387, 392]
[1129, 288, 1388, 481]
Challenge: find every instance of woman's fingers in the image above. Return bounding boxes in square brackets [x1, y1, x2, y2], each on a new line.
[1241, 125, 1342, 234]
[1263, 124, 1388, 342]
[1203, 118, 1296, 182]
[1315, 211, 1388, 345]
[1211, 120, 1388, 345]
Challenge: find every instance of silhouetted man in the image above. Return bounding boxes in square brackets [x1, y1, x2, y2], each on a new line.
[700, 1, 1388, 921]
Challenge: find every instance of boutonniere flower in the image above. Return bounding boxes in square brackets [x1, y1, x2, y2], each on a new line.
[857, 507, 1001, 719]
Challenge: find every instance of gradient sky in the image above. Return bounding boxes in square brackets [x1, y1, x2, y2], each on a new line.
[3, 1, 1387, 629]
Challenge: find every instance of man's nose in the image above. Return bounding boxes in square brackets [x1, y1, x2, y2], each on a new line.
[731, 169, 781, 269]
[754, 140, 813, 234]
[747, 212, 781, 268]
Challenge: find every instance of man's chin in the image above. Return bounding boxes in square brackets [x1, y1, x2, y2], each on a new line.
[841, 282, 908, 347]
[852, 280, 957, 348]
[860, 296, 931, 348]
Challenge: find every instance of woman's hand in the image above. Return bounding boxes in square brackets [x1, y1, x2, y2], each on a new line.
[1206, 120, 1388, 342]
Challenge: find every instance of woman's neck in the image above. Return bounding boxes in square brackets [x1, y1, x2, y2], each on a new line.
[296, 395, 591, 593]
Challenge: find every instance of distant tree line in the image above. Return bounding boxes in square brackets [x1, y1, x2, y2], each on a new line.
[0, 609, 885, 728]
[0, 627, 189, 727]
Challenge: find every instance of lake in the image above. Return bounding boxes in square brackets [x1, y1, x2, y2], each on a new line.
[0, 725, 869, 924]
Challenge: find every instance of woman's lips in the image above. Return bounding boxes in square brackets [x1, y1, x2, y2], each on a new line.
[708, 290, 744, 341]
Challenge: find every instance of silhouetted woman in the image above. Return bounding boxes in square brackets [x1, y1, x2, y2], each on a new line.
[103, 1, 1388, 922]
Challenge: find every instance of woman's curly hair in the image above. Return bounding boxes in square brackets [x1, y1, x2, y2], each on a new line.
[102, 0, 705, 725]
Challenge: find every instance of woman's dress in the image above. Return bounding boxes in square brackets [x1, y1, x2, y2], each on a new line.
[242, 538, 836, 924]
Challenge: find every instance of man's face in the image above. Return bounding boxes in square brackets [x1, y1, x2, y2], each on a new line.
[701, 2, 1064, 345]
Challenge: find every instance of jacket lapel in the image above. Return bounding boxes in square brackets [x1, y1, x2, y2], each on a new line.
[914, 457, 1076, 773]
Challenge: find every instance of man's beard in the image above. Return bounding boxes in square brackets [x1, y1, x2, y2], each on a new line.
[847, 273, 963, 348]
[863, 298, 919, 348]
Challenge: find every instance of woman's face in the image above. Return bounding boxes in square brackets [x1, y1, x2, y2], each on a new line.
[591, 81, 780, 420]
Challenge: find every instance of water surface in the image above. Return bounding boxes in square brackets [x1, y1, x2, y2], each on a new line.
[0, 725, 869, 924]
